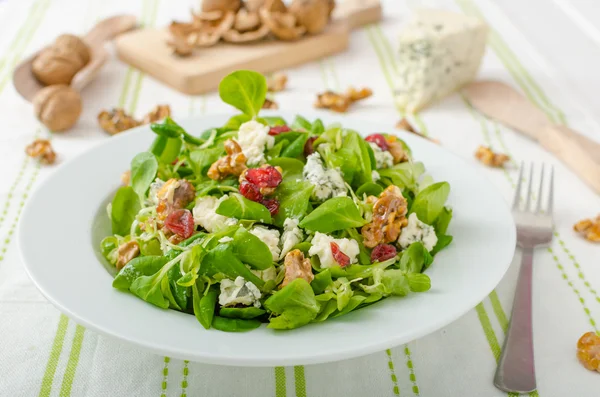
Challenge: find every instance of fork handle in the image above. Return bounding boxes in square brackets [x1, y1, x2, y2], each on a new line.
[494, 248, 536, 393]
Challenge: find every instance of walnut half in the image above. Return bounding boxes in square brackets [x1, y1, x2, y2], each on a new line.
[208, 139, 248, 180]
[361, 185, 408, 248]
[25, 139, 56, 165]
[281, 249, 314, 288]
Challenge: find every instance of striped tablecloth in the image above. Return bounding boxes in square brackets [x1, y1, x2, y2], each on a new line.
[1, 0, 599, 396]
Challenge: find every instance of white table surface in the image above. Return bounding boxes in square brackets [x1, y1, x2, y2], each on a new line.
[1, 0, 600, 396]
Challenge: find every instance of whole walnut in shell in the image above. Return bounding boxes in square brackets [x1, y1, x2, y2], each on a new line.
[33, 85, 82, 132]
[201, 0, 241, 12]
[32, 34, 90, 86]
[290, 0, 331, 34]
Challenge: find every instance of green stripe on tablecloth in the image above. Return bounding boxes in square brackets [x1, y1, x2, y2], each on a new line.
[0, 0, 52, 93]
[58, 325, 85, 397]
[161, 356, 170, 397]
[294, 366, 307, 397]
[385, 349, 400, 396]
[488, 291, 509, 333]
[455, 0, 566, 125]
[274, 367, 287, 397]
[0, 0, 43, 78]
[403, 345, 420, 396]
[0, 156, 30, 229]
[180, 360, 189, 397]
[39, 315, 69, 397]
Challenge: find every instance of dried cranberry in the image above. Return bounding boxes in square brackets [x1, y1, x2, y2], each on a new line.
[304, 136, 317, 156]
[164, 209, 195, 239]
[330, 242, 350, 267]
[370, 244, 397, 263]
[365, 134, 389, 151]
[245, 166, 282, 188]
[239, 181, 264, 202]
[261, 198, 280, 216]
[268, 125, 291, 136]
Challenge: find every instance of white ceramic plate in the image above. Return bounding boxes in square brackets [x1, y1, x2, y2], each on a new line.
[18, 112, 515, 366]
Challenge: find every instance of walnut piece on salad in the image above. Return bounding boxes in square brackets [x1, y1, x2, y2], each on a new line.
[208, 139, 248, 180]
[362, 185, 409, 248]
[100, 70, 453, 332]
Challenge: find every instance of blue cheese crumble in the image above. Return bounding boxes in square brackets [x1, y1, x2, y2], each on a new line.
[308, 232, 360, 268]
[219, 276, 262, 308]
[398, 213, 438, 251]
[303, 152, 347, 201]
[369, 142, 394, 169]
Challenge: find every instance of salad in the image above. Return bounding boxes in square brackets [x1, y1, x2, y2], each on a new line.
[101, 70, 453, 332]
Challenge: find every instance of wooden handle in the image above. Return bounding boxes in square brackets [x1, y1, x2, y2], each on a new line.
[332, 0, 382, 29]
[84, 15, 137, 46]
[539, 124, 600, 194]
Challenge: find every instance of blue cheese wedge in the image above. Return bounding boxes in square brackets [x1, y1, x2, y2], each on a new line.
[396, 9, 488, 112]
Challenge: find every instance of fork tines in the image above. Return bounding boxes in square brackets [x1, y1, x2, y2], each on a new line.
[512, 162, 554, 214]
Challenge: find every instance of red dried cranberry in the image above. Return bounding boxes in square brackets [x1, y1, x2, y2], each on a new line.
[304, 136, 318, 156]
[261, 198, 280, 216]
[164, 209, 195, 239]
[268, 125, 291, 136]
[370, 244, 397, 263]
[365, 134, 389, 151]
[239, 181, 264, 202]
[330, 242, 351, 267]
[245, 166, 282, 188]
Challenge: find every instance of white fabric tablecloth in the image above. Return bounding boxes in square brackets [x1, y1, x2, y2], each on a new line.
[1, 0, 600, 396]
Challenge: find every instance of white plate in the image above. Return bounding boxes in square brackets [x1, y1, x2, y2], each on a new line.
[18, 112, 515, 366]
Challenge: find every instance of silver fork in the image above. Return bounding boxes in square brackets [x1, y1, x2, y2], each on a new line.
[494, 163, 554, 393]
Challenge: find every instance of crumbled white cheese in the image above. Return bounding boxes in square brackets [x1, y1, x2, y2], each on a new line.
[218, 276, 262, 308]
[372, 170, 381, 182]
[237, 120, 274, 165]
[250, 226, 281, 262]
[398, 213, 438, 251]
[218, 236, 234, 243]
[369, 142, 394, 169]
[279, 218, 303, 260]
[148, 178, 165, 204]
[308, 232, 360, 268]
[303, 152, 347, 201]
[192, 195, 235, 233]
[250, 266, 277, 282]
[395, 9, 488, 112]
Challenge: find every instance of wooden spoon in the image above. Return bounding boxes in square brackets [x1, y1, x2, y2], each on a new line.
[13, 15, 137, 102]
[463, 80, 600, 194]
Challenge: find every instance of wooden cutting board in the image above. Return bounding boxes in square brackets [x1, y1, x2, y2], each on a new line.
[115, 0, 382, 95]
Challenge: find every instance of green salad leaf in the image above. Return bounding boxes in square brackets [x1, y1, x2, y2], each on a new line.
[218, 70, 267, 118]
[130, 152, 158, 201]
[411, 182, 450, 224]
[216, 194, 272, 223]
[264, 278, 319, 329]
[299, 197, 367, 233]
[111, 186, 141, 236]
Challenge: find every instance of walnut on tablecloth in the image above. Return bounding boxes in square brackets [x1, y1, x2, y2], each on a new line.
[314, 87, 372, 113]
[577, 332, 600, 372]
[267, 73, 288, 92]
[474, 145, 510, 168]
[262, 98, 279, 109]
[573, 215, 600, 242]
[25, 138, 57, 165]
[98, 105, 171, 135]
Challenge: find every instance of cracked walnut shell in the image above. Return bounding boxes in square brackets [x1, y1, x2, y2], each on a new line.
[33, 85, 82, 132]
